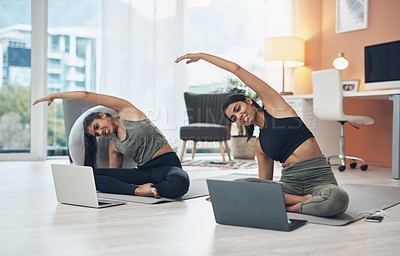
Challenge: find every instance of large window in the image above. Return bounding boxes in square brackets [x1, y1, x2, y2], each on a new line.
[0, 0, 266, 158]
[47, 0, 101, 156]
[187, 0, 266, 93]
[185, 0, 266, 153]
[0, 0, 101, 157]
[0, 0, 32, 154]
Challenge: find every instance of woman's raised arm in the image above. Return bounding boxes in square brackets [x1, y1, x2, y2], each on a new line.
[33, 91, 144, 118]
[175, 53, 289, 111]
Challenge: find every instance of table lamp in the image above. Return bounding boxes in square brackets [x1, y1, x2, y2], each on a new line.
[333, 52, 349, 70]
[264, 36, 305, 95]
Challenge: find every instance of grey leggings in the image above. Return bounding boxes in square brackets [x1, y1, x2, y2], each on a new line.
[237, 154, 349, 217]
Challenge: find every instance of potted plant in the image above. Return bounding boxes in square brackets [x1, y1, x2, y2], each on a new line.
[217, 77, 259, 159]
[230, 123, 257, 159]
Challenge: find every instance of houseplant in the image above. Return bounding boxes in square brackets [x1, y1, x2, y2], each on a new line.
[217, 77, 259, 159]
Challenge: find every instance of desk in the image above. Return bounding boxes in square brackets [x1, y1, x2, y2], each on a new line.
[284, 89, 400, 179]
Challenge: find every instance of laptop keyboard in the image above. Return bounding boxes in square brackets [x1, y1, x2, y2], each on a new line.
[98, 200, 112, 205]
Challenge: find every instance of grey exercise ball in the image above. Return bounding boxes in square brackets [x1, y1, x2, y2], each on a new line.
[68, 105, 137, 168]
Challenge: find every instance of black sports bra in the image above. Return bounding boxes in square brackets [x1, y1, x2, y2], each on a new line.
[259, 109, 314, 163]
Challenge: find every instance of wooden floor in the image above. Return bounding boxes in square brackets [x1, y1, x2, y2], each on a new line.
[1, 156, 400, 256]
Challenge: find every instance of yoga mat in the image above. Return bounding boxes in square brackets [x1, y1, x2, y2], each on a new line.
[97, 173, 253, 204]
[209, 177, 400, 226]
[98, 173, 276, 204]
[209, 176, 400, 226]
[98, 176, 400, 225]
[98, 178, 207, 204]
[288, 184, 400, 226]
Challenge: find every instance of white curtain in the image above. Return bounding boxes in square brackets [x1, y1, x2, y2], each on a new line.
[100, 0, 186, 149]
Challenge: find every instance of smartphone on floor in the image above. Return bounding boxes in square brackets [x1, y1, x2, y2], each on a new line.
[364, 215, 384, 223]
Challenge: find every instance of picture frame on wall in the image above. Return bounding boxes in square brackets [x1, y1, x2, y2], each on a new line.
[342, 79, 360, 92]
[336, 0, 368, 33]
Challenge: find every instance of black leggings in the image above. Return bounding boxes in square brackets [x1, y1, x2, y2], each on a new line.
[94, 152, 190, 199]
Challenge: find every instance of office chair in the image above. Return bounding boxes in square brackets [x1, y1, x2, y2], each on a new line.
[179, 92, 232, 163]
[311, 69, 374, 171]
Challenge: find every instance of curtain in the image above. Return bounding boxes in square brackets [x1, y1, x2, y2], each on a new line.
[101, 0, 186, 149]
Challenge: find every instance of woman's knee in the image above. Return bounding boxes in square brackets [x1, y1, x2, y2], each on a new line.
[301, 186, 349, 217]
[321, 187, 349, 216]
[165, 167, 190, 198]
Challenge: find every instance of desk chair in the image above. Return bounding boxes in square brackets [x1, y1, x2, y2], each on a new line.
[311, 69, 374, 171]
[179, 92, 232, 163]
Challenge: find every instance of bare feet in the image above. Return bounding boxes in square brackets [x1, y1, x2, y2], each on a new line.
[304, 194, 313, 201]
[285, 194, 313, 213]
[284, 193, 313, 206]
[286, 203, 301, 213]
[134, 183, 160, 198]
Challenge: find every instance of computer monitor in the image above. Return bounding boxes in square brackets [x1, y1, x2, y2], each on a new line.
[365, 40, 400, 90]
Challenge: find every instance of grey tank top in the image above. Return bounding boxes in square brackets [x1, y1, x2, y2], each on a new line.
[112, 117, 167, 166]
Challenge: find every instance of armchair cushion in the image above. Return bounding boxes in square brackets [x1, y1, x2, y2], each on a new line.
[180, 123, 230, 142]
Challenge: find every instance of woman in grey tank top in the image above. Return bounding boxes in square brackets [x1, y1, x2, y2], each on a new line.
[33, 91, 189, 199]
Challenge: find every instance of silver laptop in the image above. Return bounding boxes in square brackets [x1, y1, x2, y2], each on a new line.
[51, 164, 125, 208]
[206, 179, 307, 231]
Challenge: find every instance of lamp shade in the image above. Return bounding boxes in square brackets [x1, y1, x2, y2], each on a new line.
[332, 52, 349, 70]
[264, 37, 305, 67]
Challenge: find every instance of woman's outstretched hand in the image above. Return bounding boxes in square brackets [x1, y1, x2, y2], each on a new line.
[32, 94, 54, 106]
[175, 53, 202, 64]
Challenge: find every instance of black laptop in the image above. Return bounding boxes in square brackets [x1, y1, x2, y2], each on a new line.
[206, 179, 307, 231]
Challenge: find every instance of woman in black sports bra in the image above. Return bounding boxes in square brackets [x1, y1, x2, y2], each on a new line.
[176, 53, 349, 217]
